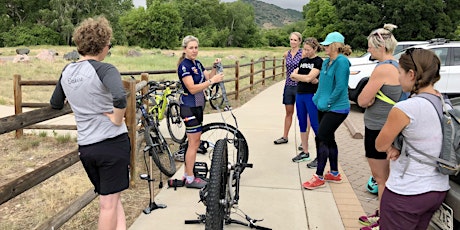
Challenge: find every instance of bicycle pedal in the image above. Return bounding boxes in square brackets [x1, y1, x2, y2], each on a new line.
[193, 162, 208, 180]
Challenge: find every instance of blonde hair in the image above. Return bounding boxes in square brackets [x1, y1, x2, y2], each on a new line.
[290, 32, 303, 43]
[73, 16, 112, 56]
[177, 35, 199, 67]
[368, 24, 398, 54]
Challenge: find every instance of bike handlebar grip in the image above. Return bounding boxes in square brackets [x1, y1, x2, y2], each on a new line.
[136, 81, 147, 92]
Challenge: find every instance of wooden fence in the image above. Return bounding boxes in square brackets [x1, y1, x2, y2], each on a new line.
[0, 56, 286, 229]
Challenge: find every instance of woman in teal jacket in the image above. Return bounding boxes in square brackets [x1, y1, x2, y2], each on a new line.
[303, 32, 352, 189]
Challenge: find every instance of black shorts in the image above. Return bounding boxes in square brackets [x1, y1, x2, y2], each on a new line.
[365, 127, 387, 159]
[79, 133, 131, 195]
[282, 85, 297, 105]
[180, 105, 204, 133]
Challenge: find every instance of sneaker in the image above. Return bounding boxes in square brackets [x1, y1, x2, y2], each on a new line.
[307, 158, 318, 168]
[359, 210, 379, 226]
[360, 221, 379, 230]
[292, 152, 310, 162]
[185, 177, 207, 189]
[298, 144, 303, 151]
[324, 171, 342, 183]
[274, 137, 288, 144]
[302, 174, 325, 190]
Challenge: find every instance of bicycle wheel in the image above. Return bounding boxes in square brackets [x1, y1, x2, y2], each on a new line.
[205, 139, 228, 230]
[166, 101, 186, 143]
[201, 122, 249, 173]
[209, 83, 225, 110]
[144, 125, 176, 177]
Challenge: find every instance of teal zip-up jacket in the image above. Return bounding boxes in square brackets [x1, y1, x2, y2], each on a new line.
[313, 54, 350, 112]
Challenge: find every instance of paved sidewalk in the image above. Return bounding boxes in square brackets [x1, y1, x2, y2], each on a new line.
[129, 81, 367, 230]
[0, 80, 374, 229]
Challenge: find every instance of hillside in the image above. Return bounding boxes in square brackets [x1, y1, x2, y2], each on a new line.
[242, 0, 303, 28]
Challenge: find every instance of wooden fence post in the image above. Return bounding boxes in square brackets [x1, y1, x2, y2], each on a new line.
[123, 79, 137, 185]
[250, 59, 254, 90]
[273, 56, 276, 81]
[281, 58, 285, 79]
[13, 74, 23, 138]
[234, 60, 240, 100]
[262, 57, 266, 82]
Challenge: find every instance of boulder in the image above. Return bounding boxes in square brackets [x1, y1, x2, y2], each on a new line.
[63, 50, 80, 61]
[127, 49, 142, 57]
[36, 49, 56, 61]
[13, 54, 30, 63]
[16, 48, 30, 55]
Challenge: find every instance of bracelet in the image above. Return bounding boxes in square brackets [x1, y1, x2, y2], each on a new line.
[208, 79, 212, 84]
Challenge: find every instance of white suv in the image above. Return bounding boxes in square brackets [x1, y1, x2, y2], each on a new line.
[348, 41, 431, 102]
[348, 41, 429, 66]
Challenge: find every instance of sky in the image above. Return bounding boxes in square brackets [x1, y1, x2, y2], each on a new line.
[133, 0, 307, 12]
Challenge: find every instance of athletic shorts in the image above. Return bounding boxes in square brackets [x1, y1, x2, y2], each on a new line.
[380, 188, 447, 230]
[282, 85, 297, 105]
[79, 133, 131, 195]
[180, 105, 204, 133]
[365, 127, 387, 159]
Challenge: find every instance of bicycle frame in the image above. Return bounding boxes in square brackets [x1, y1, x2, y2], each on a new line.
[148, 86, 174, 121]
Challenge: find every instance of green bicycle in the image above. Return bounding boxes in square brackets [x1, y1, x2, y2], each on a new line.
[145, 80, 187, 143]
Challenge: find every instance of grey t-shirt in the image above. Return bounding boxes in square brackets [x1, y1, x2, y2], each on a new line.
[50, 60, 128, 145]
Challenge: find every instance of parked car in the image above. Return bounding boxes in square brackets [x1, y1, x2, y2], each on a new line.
[348, 41, 429, 66]
[348, 39, 460, 104]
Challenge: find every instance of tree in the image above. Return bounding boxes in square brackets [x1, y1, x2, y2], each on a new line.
[120, 2, 182, 49]
[303, 0, 339, 41]
[222, 1, 261, 47]
[331, 0, 380, 50]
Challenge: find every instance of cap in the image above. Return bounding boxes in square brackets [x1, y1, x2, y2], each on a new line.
[320, 32, 345, 45]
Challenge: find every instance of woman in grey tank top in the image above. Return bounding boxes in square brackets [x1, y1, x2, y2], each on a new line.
[356, 24, 402, 229]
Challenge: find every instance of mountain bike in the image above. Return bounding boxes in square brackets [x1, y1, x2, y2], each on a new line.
[184, 64, 270, 230]
[135, 81, 176, 177]
[144, 80, 187, 144]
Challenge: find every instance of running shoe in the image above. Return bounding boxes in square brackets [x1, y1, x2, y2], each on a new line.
[307, 157, 318, 168]
[302, 174, 325, 190]
[360, 221, 379, 230]
[292, 152, 310, 162]
[185, 177, 207, 189]
[274, 137, 288, 144]
[324, 171, 342, 183]
[359, 210, 379, 226]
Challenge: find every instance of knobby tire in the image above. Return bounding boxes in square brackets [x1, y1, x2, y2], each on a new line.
[201, 123, 249, 173]
[205, 139, 228, 230]
[166, 101, 186, 143]
[145, 125, 176, 177]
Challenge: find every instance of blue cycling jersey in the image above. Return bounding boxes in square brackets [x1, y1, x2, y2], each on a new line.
[177, 58, 206, 107]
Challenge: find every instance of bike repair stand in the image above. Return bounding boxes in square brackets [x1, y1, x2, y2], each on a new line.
[140, 145, 166, 214]
[184, 211, 272, 230]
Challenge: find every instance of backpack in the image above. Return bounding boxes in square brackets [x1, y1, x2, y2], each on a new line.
[395, 93, 460, 176]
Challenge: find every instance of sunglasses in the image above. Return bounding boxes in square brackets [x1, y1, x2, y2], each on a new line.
[405, 48, 422, 72]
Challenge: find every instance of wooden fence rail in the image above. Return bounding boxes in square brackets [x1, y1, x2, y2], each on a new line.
[1, 56, 286, 229]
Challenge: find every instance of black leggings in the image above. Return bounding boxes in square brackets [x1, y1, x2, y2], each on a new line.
[316, 111, 348, 145]
[315, 111, 348, 176]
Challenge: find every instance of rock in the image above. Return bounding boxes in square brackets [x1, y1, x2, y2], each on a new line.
[63, 50, 80, 61]
[36, 49, 56, 61]
[226, 55, 238, 60]
[127, 49, 142, 57]
[165, 52, 175, 57]
[12, 54, 30, 63]
[16, 48, 30, 55]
